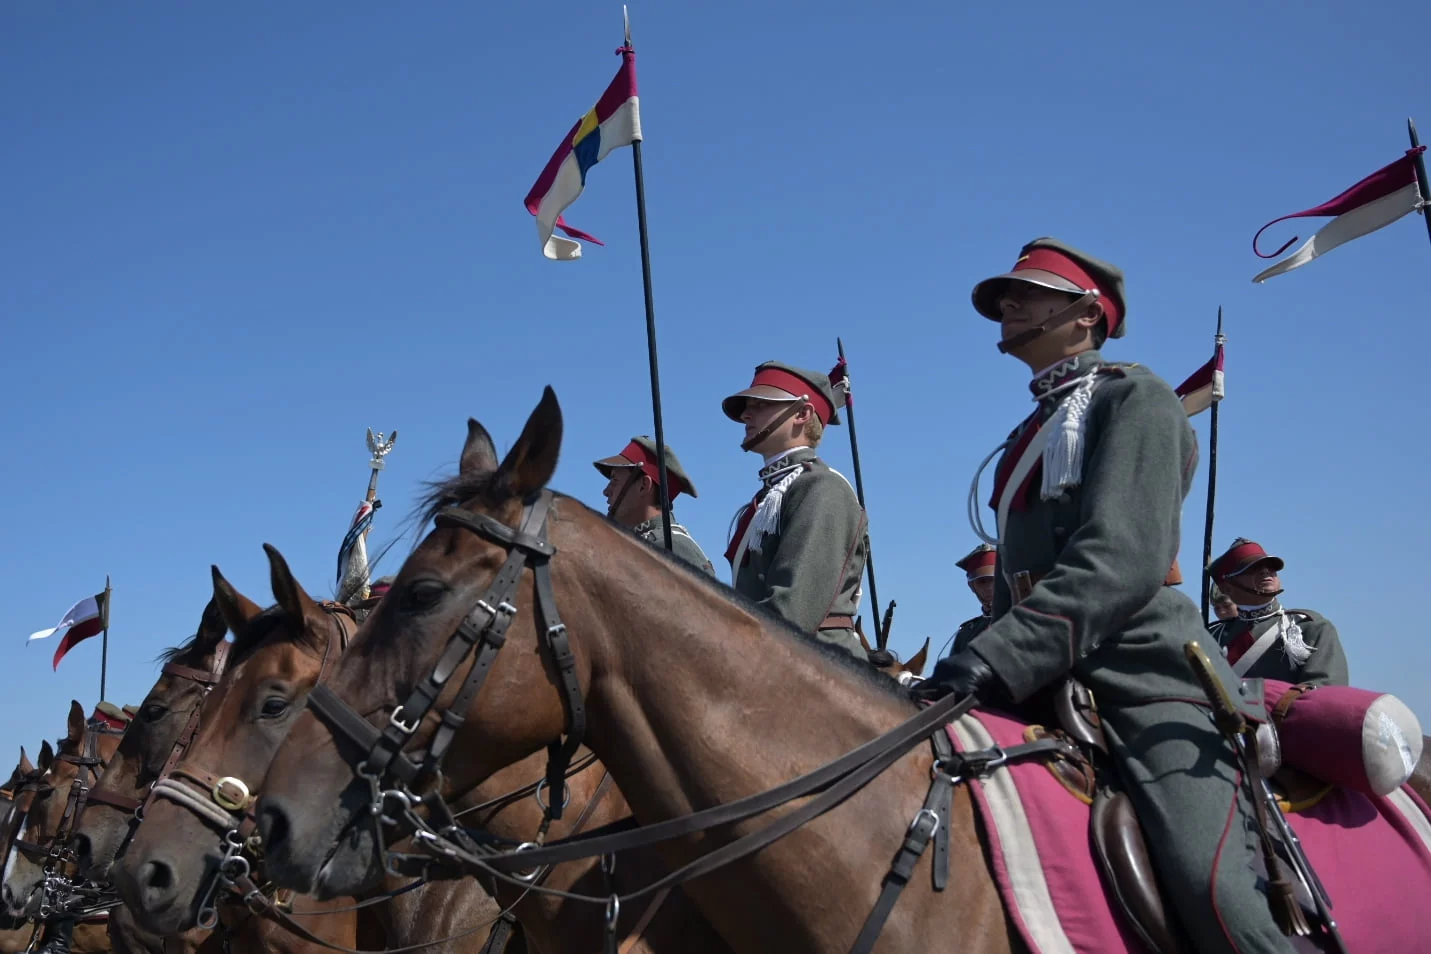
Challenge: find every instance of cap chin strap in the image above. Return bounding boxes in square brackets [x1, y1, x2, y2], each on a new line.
[740, 396, 811, 453]
[995, 290, 1100, 355]
[605, 469, 642, 521]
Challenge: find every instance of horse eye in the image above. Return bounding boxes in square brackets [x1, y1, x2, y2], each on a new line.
[260, 697, 289, 719]
[141, 704, 168, 723]
[401, 580, 446, 612]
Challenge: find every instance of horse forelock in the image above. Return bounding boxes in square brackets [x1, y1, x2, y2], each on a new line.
[229, 604, 326, 666]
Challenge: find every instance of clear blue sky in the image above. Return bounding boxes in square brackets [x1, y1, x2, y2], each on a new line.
[4, 1, 1427, 760]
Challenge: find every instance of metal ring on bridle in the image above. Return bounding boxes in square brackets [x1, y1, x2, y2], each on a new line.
[533, 778, 571, 813]
[510, 841, 543, 883]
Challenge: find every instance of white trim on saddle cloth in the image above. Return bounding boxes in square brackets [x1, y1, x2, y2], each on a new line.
[948, 714, 1077, 954]
[1386, 788, 1431, 858]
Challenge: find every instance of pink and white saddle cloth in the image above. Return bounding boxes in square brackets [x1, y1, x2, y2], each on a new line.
[945, 700, 1431, 954]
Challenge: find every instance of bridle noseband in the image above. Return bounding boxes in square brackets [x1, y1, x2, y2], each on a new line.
[307, 490, 586, 868]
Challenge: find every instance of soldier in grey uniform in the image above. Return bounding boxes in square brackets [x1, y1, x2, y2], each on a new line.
[722, 361, 867, 660]
[947, 543, 997, 656]
[1208, 538, 1348, 686]
[594, 436, 715, 575]
[914, 238, 1298, 954]
[1209, 582, 1238, 622]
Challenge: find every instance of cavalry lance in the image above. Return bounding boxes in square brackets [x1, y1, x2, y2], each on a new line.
[337, 428, 397, 603]
[832, 339, 889, 650]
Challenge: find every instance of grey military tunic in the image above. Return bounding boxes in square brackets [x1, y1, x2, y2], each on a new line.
[967, 352, 1294, 954]
[1208, 603, 1348, 686]
[631, 517, 716, 576]
[728, 447, 867, 659]
[949, 613, 991, 657]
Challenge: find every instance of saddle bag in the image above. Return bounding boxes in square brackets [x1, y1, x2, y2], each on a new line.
[1262, 680, 1422, 797]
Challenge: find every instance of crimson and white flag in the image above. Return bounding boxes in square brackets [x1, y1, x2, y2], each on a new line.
[26, 589, 109, 670]
[1175, 340, 1226, 416]
[1252, 147, 1427, 283]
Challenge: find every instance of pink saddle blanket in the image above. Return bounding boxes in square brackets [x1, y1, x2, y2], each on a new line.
[945, 707, 1431, 954]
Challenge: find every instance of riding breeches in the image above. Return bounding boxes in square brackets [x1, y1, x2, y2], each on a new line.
[1101, 699, 1296, 954]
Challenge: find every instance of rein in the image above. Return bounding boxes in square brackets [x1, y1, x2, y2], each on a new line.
[303, 490, 1076, 953]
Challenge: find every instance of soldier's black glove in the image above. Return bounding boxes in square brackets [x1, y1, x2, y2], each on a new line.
[908, 651, 1003, 704]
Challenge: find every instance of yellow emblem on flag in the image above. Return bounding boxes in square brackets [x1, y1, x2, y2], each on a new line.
[571, 108, 600, 148]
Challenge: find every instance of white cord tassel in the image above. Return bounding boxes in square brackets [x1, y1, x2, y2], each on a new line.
[1279, 614, 1313, 666]
[1041, 374, 1100, 499]
[748, 468, 802, 554]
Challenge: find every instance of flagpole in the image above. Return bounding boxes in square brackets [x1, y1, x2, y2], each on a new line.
[835, 338, 886, 649]
[1199, 308, 1224, 623]
[624, 8, 673, 551]
[99, 576, 111, 703]
[1410, 118, 1431, 249]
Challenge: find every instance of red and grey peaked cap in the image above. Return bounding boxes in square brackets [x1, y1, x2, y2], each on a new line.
[971, 237, 1127, 338]
[592, 435, 698, 499]
[721, 361, 842, 426]
[955, 544, 997, 581]
[1209, 538, 1285, 582]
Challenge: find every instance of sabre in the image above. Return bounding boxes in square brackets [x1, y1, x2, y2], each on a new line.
[1184, 642, 1347, 953]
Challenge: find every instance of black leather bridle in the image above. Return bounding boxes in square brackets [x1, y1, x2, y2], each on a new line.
[307, 491, 585, 843]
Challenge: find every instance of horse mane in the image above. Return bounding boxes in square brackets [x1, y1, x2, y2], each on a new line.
[156, 632, 206, 665]
[418, 468, 910, 703]
[419, 470, 510, 524]
[229, 605, 323, 665]
[572, 497, 912, 703]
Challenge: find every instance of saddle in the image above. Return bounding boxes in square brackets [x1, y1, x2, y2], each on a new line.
[1037, 679, 1189, 954]
[1032, 679, 1342, 954]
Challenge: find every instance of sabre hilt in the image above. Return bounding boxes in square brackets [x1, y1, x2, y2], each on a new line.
[1184, 641, 1246, 738]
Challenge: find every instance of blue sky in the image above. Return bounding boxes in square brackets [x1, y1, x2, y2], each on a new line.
[4, 1, 1427, 759]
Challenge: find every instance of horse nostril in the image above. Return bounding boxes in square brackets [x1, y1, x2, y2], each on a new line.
[140, 860, 174, 896]
[258, 801, 290, 856]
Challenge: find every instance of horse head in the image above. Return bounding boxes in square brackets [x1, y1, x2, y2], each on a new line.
[72, 598, 230, 881]
[113, 553, 353, 936]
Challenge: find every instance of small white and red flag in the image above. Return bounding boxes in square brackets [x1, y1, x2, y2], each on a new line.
[27, 589, 109, 670]
[1252, 146, 1428, 283]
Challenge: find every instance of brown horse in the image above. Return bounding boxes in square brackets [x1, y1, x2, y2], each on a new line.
[116, 547, 726, 954]
[255, 393, 1015, 954]
[0, 747, 49, 953]
[104, 586, 501, 954]
[2, 703, 124, 954]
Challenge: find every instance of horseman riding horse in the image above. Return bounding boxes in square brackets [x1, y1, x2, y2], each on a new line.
[241, 387, 1431, 954]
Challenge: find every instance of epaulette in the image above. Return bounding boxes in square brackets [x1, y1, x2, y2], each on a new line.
[1096, 363, 1135, 377]
[1286, 609, 1317, 622]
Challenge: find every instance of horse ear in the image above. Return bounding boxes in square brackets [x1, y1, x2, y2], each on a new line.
[459, 418, 499, 476]
[263, 544, 321, 627]
[211, 566, 263, 636]
[66, 701, 85, 744]
[904, 637, 931, 677]
[197, 596, 228, 649]
[495, 387, 563, 499]
[19, 747, 33, 775]
[854, 617, 873, 654]
[38, 741, 54, 772]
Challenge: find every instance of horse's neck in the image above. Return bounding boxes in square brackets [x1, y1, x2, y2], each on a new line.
[567, 522, 912, 823]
